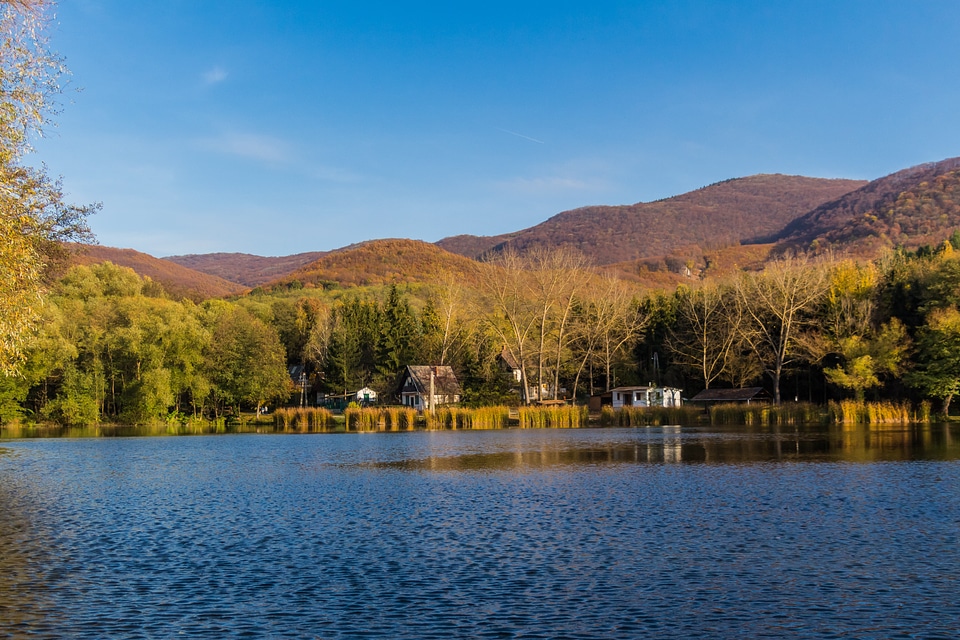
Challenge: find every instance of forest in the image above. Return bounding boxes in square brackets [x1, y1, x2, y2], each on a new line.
[6, 231, 960, 427]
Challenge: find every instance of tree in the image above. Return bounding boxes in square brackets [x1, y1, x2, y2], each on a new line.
[570, 275, 647, 395]
[736, 254, 829, 404]
[906, 307, 960, 414]
[377, 285, 419, 381]
[206, 307, 291, 416]
[667, 282, 741, 390]
[824, 319, 908, 401]
[476, 250, 538, 403]
[527, 247, 590, 401]
[0, 0, 95, 375]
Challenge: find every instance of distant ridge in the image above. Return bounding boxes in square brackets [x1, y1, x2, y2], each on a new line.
[268, 239, 479, 289]
[164, 251, 327, 287]
[67, 245, 246, 300]
[436, 174, 866, 264]
[775, 157, 960, 255]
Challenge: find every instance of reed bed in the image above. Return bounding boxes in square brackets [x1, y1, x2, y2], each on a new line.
[273, 407, 335, 432]
[464, 405, 511, 429]
[709, 402, 825, 427]
[516, 405, 589, 429]
[599, 406, 702, 427]
[827, 400, 913, 426]
[381, 406, 418, 431]
[344, 407, 384, 431]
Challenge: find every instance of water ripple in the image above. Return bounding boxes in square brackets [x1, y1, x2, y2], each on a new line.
[0, 429, 958, 638]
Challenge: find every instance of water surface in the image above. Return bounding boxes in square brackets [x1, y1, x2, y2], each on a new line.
[1, 426, 958, 638]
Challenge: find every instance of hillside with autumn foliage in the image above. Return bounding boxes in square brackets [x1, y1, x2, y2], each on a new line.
[164, 251, 327, 287]
[268, 239, 482, 290]
[436, 174, 865, 264]
[66, 245, 246, 300]
[776, 157, 960, 255]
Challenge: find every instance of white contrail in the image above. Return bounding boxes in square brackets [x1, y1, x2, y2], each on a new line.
[496, 127, 545, 144]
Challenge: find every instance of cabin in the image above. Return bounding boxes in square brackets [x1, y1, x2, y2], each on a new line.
[688, 387, 772, 406]
[398, 365, 462, 410]
[355, 387, 378, 405]
[589, 385, 683, 411]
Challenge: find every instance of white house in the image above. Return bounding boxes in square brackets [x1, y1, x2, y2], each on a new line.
[355, 387, 378, 404]
[610, 386, 682, 409]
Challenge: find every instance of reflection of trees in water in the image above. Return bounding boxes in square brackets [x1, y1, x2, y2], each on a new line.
[0, 472, 68, 633]
[383, 425, 960, 471]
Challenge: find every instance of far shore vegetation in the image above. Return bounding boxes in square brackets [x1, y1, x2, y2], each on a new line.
[7, 231, 960, 433]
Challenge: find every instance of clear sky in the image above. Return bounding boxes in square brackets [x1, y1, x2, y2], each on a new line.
[30, 0, 960, 257]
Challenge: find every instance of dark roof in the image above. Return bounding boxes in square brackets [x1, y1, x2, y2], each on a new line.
[402, 365, 462, 396]
[497, 347, 520, 370]
[688, 387, 771, 402]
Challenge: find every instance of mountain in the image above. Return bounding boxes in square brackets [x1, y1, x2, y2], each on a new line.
[163, 251, 327, 287]
[67, 245, 246, 300]
[775, 157, 960, 255]
[436, 174, 866, 264]
[269, 239, 480, 289]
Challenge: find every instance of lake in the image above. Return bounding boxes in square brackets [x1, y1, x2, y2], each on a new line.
[1, 425, 959, 638]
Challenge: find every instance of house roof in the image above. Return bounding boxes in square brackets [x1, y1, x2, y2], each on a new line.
[401, 365, 462, 396]
[688, 387, 771, 402]
[497, 347, 520, 370]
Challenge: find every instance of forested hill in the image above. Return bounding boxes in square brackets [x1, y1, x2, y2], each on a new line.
[436, 174, 866, 264]
[268, 239, 480, 289]
[163, 251, 327, 287]
[67, 245, 246, 300]
[775, 157, 960, 255]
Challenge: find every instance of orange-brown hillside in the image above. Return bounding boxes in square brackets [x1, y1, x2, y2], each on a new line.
[164, 251, 327, 287]
[436, 174, 865, 264]
[270, 239, 481, 289]
[776, 157, 960, 256]
[66, 245, 246, 300]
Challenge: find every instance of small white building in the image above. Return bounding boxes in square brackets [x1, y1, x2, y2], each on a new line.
[355, 387, 378, 404]
[610, 386, 682, 409]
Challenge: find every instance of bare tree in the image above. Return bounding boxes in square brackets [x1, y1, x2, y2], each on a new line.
[571, 275, 648, 395]
[527, 247, 591, 400]
[736, 254, 829, 404]
[667, 281, 741, 390]
[476, 249, 538, 404]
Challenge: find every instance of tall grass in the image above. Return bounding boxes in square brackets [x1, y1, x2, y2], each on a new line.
[517, 405, 589, 429]
[827, 400, 912, 426]
[709, 402, 825, 426]
[273, 407, 335, 432]
[381, 406, 418, 431]
[466, 406, 510, 429]
[598, 406, 702, 427]
[344, 407, 383, 431]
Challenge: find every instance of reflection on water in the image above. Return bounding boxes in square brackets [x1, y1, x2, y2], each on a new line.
[373, 423, 960, 471]
[1, 427, 959, 638]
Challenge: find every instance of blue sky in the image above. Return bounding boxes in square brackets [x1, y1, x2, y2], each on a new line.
[31, 1, 960, 257]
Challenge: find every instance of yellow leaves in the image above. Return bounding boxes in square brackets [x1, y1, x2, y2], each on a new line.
[0, 207, 43, 375]
[828, 259, 876, 305]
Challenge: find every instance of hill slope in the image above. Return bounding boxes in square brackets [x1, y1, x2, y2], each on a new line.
[164, 251, 327, 287]
[67, 245, 246, 299]
[436, 174, 865, 264]
[271, 239, 480, 289]
[776, 157, 960, 255]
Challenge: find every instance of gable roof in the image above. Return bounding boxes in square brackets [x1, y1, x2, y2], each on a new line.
[497, 347, 520, 370]
[688, 387, 771, 403]
[401, 365, 462, 396]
